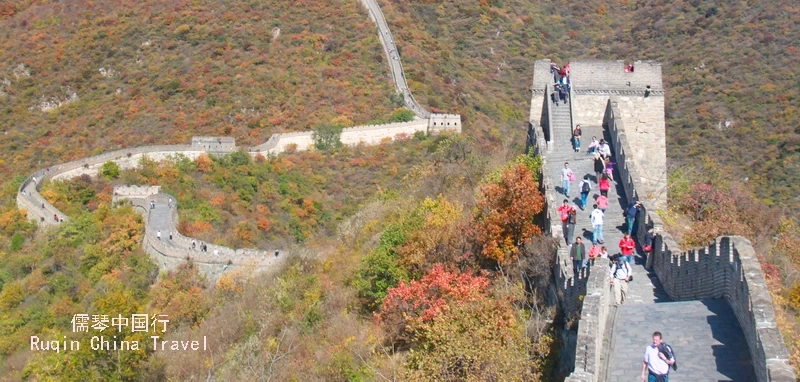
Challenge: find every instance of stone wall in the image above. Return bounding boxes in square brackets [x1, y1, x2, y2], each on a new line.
[191, 136, 236, 152]
[603, 99, 795, 382]
[112, 185, 160, 202]
[126, 196, 285, 283]
[428, 113, 462, 134]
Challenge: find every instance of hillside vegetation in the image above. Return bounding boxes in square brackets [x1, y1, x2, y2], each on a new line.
[378, 0, 799, 207]
[0, 0, 399, 183]
[1, 0, 799, 379]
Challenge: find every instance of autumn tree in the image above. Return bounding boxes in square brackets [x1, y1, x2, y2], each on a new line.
[473, 163, 544, 264]
[378, 265, 535, 380]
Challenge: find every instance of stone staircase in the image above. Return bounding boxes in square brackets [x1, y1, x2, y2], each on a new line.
[543, 94, 757, 381]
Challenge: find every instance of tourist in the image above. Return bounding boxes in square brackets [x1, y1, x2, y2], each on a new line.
[610, 255, 632, 306]
[600, 246, 609, 259]
[642, 332, 675, 382]
[587, 136, 599, 154]
[605, 159, 616, 182]
[588, 243, 601, 266]
[566, 207, 577, 246]
[561, 162, 574, 197]
[591, 204, 605, 245]
[157, 230, 161, 240]
[558, 199, 572, 244]
[626, 63, 635, 73]
[594, 153, 605, 182]
[553, 83, 562, 106]
[620, 233, 636, 264]
[550, 61, 561, 82]
[214, 249, 219, 256]
[599, 140, 611, 159]
[169, 231, 173, 240]
[599, 173, 611, 197]
[573, 125, 583, 152]
[191, 239, 196, 250]
[627, 201, 641, 235]
[570, 237, 586, 276]
[597, 194, 609, 213]
[579, 175, 592, 210]
[644, 227, 656, 270]
[558, 83, 568, 104]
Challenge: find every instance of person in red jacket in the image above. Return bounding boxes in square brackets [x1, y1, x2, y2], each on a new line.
[619, 233, 636, 264]
[557, 200, 574, 245]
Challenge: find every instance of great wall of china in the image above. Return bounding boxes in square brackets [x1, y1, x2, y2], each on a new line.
[16, 0, 460, 282]
[528, 59, 794, 381]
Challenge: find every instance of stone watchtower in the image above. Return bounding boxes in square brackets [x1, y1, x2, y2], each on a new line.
[530, 59, 668, 210]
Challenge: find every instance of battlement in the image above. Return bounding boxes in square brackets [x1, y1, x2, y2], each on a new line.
[531, 59, 663, 93]
[428, 113, 462, 133]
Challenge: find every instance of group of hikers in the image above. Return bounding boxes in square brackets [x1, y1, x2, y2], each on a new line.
[550, 61, 571, 106]
[549, 60, 678, 382]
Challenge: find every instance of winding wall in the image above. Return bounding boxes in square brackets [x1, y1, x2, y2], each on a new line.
[16, 0, 462, 281]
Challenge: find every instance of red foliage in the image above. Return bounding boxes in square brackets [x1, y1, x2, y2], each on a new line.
[378, 264, 490, 324]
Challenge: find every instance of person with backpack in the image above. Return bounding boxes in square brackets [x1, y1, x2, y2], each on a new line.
[561, 162, 574, 197]
[591, 204, 605, 244]
[579, 175, 592, 210]
[642, 331, 676, 382]
[570, 237, 586, 275]
[610, 255, 632, 306]
[558, 200, 572, 244]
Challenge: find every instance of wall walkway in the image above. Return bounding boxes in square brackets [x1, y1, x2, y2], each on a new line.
[530, 60, 794, 382]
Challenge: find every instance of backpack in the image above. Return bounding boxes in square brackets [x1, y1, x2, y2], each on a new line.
[658, 343, 678, 372]
[581, 181, 590, 193]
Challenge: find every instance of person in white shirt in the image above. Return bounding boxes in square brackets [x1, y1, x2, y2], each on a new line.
[587, 136, 600, 154]
[610, 255, 631, 306]
[590, 205, 604, 244]
[642, 331, 675, 382]
[599, 140, 611, 159]
[560, 162, 574, 197]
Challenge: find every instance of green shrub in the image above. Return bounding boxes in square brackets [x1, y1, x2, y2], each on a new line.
[313, 124, 344, 150]
[100, 161, 120, 180]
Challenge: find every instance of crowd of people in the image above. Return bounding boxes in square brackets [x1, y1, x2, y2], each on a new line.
[555, 121, 656, 310]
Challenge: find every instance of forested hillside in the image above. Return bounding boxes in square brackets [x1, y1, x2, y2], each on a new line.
[0, 0, 398, 185]
[379, 0, 799, 207]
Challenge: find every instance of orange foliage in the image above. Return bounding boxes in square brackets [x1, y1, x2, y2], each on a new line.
[195, 153, 213, 172]
[210, 194, 226, 207]
[256, 216, 272, 232]
[473, 163, 544, 263]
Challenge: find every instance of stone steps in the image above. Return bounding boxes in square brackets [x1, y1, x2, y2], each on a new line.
[607, 300, 755, 382]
